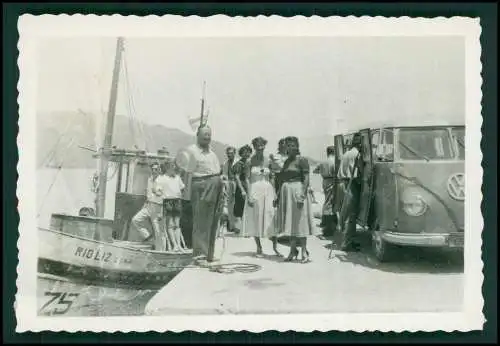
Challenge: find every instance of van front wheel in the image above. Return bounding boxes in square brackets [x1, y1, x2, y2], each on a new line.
[372, 230, 394, 262]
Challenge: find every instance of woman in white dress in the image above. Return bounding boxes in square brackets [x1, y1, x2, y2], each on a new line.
[240, 137, 283, 258]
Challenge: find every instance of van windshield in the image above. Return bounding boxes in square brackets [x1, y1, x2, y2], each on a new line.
[398, 128, 454, 160]
[451, 127, 465, 159]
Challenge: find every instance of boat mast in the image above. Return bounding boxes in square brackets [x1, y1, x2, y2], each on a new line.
[96, 37, 125, 218]
[198, 81, 207, 132]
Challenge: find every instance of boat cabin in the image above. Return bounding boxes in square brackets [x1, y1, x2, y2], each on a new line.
[108, 148, 172, 242]
[50, 148, 172, 243]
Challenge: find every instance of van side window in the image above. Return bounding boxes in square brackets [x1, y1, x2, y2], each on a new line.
[371, 130, 380, 160]
[343, 135, 353, 152]
[378, 129, 394, 161]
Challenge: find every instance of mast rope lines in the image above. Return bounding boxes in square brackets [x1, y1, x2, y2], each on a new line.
[41, 115, 77, 168]
[122, 47, 153, 151]
[37, 137, 76, 219]
[38, 109, 93, 217]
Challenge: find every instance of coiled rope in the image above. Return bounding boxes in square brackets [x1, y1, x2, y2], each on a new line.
[132, 227, 261, 274]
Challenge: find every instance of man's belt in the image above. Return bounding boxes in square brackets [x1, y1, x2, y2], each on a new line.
[146, 200, 163, 206]
[192, 173, 221, 181]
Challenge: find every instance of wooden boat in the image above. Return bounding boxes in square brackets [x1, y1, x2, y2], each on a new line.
[37, 37, 197, 315]
[38, 226, 192, 291]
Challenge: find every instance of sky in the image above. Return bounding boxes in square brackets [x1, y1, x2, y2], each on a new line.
[36, 36, 465, 150]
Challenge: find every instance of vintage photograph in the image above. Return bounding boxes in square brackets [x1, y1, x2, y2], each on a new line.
[16, 15, 483, 332]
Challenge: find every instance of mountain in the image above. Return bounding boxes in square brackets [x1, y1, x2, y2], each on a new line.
[37, 111, 230, 169]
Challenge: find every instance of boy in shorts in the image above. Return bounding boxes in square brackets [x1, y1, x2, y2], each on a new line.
[161, 161, 188, 252]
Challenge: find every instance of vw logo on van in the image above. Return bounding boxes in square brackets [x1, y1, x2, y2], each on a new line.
[447, 173, 465, 201]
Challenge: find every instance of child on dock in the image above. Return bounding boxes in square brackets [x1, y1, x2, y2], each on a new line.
[161, 161, 188, 253]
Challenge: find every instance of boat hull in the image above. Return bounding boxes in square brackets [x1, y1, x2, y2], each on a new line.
[37, 273, 157, 316]
[38, 227, 193, 290]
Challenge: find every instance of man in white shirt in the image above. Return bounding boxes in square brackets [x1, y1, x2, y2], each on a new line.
[176, 126, 223, 264]
[131, 161, 166, 251]
[337, 132, 363, 252]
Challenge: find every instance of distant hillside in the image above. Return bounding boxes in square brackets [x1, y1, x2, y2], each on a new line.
[37, 111, 230, 169]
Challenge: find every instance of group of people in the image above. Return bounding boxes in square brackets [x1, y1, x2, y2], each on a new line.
[221, 135, 318, 263]
[130, 125, 364, 265]
[315, 132, 364, 252]
[130, 160, 189, 253]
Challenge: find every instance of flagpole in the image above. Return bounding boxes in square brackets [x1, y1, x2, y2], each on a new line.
[198, 81, 206, 132]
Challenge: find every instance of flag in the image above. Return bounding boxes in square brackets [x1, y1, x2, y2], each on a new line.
[187, 108, 209, 132]
[188, 116, 202, 132]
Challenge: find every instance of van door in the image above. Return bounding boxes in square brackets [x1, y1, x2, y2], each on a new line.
[333, 135, 345, 214]
[357, 128, 374, 228]
[334, 134, 344, 168]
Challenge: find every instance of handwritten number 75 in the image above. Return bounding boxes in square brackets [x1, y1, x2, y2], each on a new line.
[40, 292, 80, 315]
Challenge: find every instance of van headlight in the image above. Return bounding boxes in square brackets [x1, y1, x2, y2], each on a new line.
[402, 189, 428, 217]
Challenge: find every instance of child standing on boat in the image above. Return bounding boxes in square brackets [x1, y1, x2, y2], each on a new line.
[161, 161, 188, 253]
[131, 161, 165, 251]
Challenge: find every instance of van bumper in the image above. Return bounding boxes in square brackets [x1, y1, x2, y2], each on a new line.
[381, 232, 464, 248]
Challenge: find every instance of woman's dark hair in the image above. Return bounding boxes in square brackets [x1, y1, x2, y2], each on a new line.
[278, 138, 286, 146]
[285, 136, 299, 146]
[285, 136, 300, 155]
[251, 136, 268, 148]
[238, 144, 253, 157]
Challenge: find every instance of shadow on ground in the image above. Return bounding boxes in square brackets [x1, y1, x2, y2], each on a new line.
[225, 231, 463, 274]
[322, 234, 464, 275]
[231, 251, 287, 263]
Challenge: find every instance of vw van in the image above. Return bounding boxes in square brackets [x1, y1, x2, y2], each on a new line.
[333, 124, 465, 262]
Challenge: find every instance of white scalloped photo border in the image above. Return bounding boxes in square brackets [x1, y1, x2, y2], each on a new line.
[16, 14, 484, 333]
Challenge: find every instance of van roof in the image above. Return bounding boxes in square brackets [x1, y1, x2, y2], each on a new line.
[335, 123, 465, 136]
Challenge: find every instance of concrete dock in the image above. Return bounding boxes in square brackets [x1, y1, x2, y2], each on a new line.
[145, 230, 464, 315]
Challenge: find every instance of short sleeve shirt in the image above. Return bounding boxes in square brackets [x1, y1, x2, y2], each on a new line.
[281, 156, 310, 183]
[183, 144, 221, 177]
[338, 147, 360, 179]
[146, 176, 165, 204]
[222, 160, 236, 181]
[232, 159, 250, 190]
[318, 156, 336, 178]
[161, 175, 185, 199]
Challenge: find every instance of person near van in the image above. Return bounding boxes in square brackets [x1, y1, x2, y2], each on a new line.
[131, 161, 166, 251]
[315, 145, 338, 237]
[277, 136, 318, 263]
[337, 132, 363, 252]
[239, 137, 283, 258]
